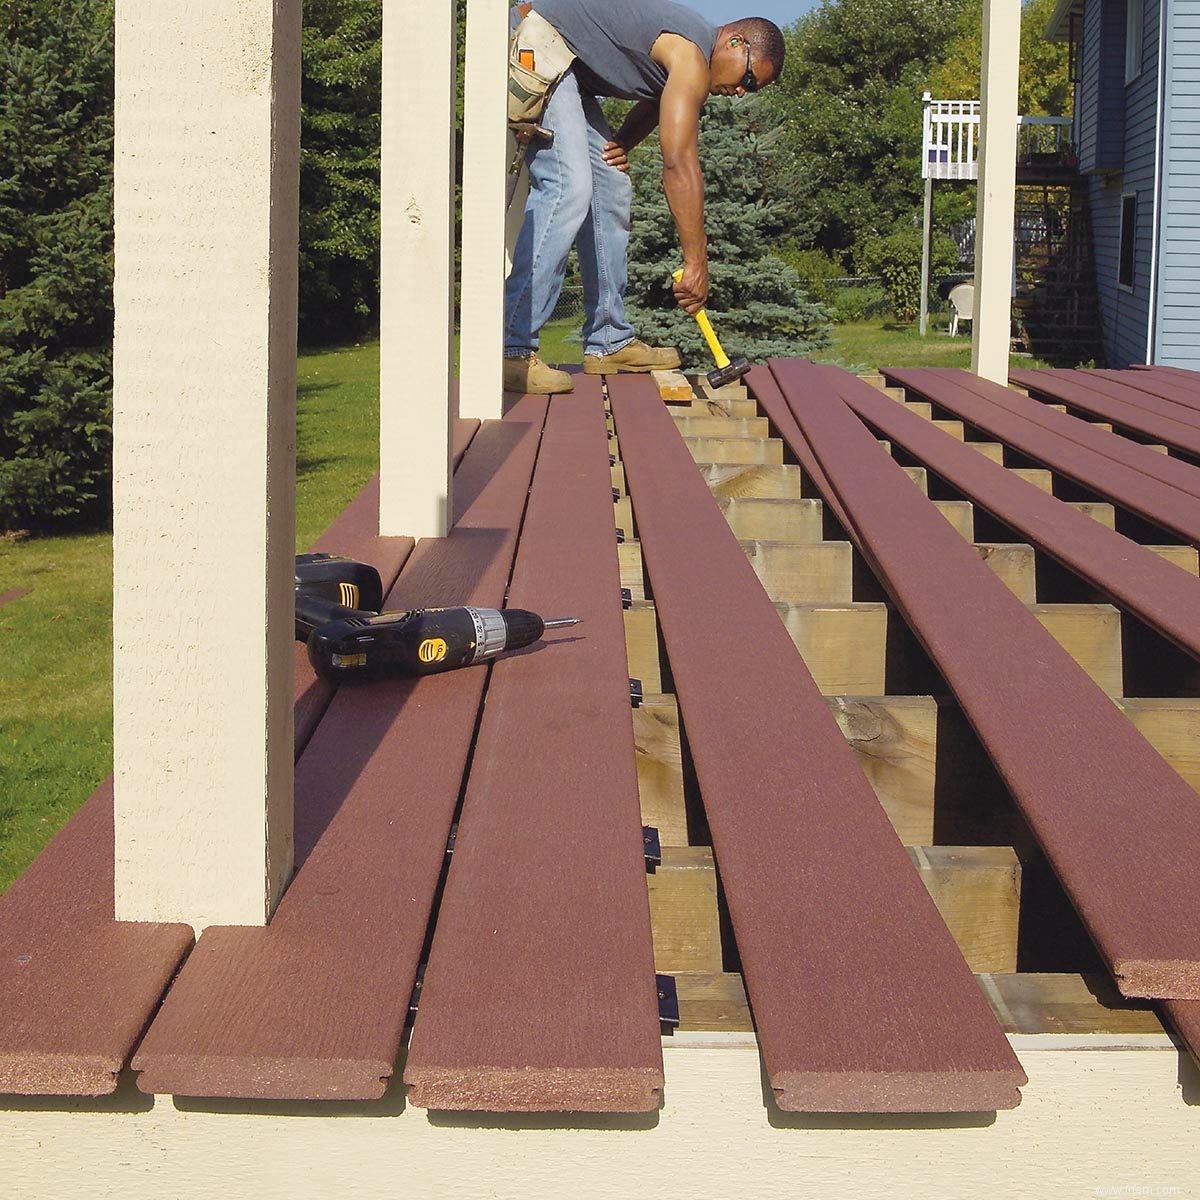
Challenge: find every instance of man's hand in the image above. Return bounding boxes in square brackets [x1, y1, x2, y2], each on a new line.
[673, 260, 709, 314]
[602, 139, 630, 173]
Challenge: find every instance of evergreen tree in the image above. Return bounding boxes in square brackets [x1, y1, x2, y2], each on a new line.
[299, 0, 383, 342]
[625, 98, 831, 364]
[0, 0, 115, 530]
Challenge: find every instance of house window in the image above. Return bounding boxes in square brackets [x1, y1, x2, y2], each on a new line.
[1126, 0, 1143, 83]
[1118, 192, 1137, 290]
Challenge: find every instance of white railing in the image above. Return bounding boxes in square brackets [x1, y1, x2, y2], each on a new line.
[922, 96, 1073, 180]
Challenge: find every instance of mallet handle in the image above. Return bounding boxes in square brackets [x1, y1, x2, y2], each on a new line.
[673, 269, 731, 370]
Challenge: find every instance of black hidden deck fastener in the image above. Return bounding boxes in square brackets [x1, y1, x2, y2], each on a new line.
[621, 588, 633, 609]
[642, 826, 662, 870]
[629, 678, 644, 708]
[657, 974, 680, 1029]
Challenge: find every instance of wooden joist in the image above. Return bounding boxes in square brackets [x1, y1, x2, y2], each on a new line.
[884, 368, 1200, 543]
[404, 382, 663, 1113]
[131, 401, 549, 1100]
[770, 359, 1200, 1001]
[609, 373, 1025, 1114]
[827, 370, 1200, 663]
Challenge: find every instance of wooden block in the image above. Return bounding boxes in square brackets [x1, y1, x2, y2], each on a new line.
[686, 436, 783, 466]
[969, 441, 1006, 465]
[653, 369, 695, 400]
[877, 438, 892, 455]
[701, 463, 803, 499]
[908, 846, 1021, 974]
[825, 696, 937, 844]
[624, 600, 662, 693]
[906, 400, 933, 420]
[979, 972, 1163, 1035]
[742, 540, 854, 604]
[1046, 403, 1067, 413]
[935, 499, 975, 541]
[1067, 501, 1116, 528]
[614, 494, 633, 535]
[1010, 467, 1053, 492]
[1032, 603, 1123, 695]
[857, 372, 887, 390]
[776, 603, 887, 694]
[633, 697, 688, 846]
[1145, 443, 1169, 454]
[1009, 383, 1031, 396]
[1119, 698, 1200, 793]
[608, 434, 619, 459]
[673, 972, 753, 1033]
[672, 415, 770, 438]
[611, 462, 625, 495]
[688, 373, 749, 401]
[977, 543, 1037, 603]
[905, 466, 928, 494]
[882, 386, 906, 402]
[618, 541, 645, 599]
[718, 497, 824, 542]
[934, 419, 966, 440]
[1147, 545, 1200, 575]
[645, 847, 723, 973]
[1092, 422, 1114, 433]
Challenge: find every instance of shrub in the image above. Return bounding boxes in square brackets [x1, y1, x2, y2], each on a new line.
[855, 225, 958, 324]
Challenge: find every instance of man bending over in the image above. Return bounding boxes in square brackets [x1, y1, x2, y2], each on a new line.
[504, 2, 785, 394]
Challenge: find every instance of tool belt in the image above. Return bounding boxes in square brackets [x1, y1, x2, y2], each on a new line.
[508, 9, 575, 138]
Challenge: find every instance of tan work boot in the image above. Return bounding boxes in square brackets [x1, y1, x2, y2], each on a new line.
[583, 339, 682, 375]
[503, 353, 574, 395]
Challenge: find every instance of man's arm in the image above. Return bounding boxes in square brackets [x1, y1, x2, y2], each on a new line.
[653, 38, 711, 313]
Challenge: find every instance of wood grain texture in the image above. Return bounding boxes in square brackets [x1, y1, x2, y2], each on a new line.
[131, 400, 548, 1100]
[0, 781, 194, 1094]
[833, 370, 1200, 663]
[771, 358, 1200, 1000]
[404, 381, 663, 1113]
[609, 373, 1025, 1114]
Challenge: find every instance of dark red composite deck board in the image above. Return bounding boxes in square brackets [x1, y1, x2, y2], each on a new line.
[885, 368, 1200, 542]
[772, 358, 1200, 1000]
[0, 781, 193, 1095]
[807, 365, 1200, 660]
[131, 400, 548, 1100]
[294, 418, 478, 755]
[1092, 369, 1200, 416]
[1011, 369, 1200, 451]
[609, 373, 1025, 1113]
[404, 381, 662, 1113]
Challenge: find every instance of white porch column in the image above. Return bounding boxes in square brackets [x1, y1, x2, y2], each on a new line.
[112, 0, 301, 929]
[458, 0, 510, 419]
[379, 0, 457, 537]
[972, 0, 1022, 383]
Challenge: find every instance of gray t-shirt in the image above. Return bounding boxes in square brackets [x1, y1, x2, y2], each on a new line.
[535, 0, 718, 101]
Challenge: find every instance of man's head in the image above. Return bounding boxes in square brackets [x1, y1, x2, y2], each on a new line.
[709, 18, 786, 97]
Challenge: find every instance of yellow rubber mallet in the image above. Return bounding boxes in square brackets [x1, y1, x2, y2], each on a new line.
[673, 269, 752, 390]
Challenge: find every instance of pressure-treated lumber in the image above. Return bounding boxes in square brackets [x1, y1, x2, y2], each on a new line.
[771, 358, 1200, 999]
[1011, 369, 1200, 453]
[609, 373, 1025, 1113]
[633, 696, 688, 845]
[132, 399, 549, 1100]
[405, 383, 663, 1113]
[830, 368, 1200, 663]
[885, 368, 1200, 543]
[0, 781, 193, 1094]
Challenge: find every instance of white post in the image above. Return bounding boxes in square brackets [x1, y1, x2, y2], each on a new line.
[458, 0, 511, 419]
[379, 1, 457, 537]
[919, 177, 934, 336]
[972, 0, 1022, 383]
[112, 0, 300, 929]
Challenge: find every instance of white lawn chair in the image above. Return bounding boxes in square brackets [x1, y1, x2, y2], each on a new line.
[948, 282, 975, 337]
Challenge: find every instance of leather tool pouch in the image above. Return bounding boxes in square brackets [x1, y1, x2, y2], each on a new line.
[508, 11, 576, 131]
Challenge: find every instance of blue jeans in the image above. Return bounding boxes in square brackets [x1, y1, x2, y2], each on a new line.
[504, 67, 636, 358]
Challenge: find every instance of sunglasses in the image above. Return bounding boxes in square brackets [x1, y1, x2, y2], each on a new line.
[739, 40, 759, 93]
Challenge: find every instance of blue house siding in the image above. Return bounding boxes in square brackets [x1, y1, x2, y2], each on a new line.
[1155, 0, 1200, 367]
[1079, 0, 1159, 364]
[1078, 0, 1129, 172]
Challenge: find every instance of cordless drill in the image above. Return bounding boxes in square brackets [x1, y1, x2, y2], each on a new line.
[295, 554, 580, 683]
